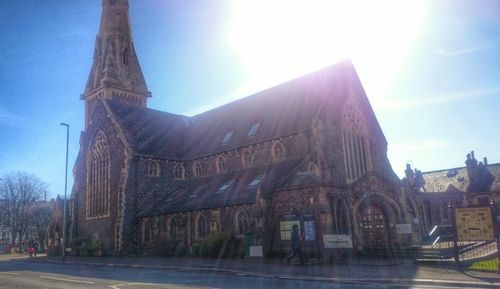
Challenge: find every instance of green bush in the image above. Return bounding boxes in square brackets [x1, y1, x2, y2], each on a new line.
[175, 242, 189, 257]
[190, 242, 201, 257]
[196, 232, 244, 259]
[152, 238, 179, 257]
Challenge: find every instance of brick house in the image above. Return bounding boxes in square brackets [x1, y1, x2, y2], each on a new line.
[67, 0, 419, 257]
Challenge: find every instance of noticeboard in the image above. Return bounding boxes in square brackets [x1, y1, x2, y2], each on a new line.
[323, 234, 353, 249]
[455, 207, 495, 241]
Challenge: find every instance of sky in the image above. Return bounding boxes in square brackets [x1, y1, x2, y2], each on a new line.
[0, 0, 499, 199]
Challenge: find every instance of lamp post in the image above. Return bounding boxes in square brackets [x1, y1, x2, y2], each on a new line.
[60, 123, 69, 261]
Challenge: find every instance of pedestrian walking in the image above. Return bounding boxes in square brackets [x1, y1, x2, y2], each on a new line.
[286, 224, 305, 265]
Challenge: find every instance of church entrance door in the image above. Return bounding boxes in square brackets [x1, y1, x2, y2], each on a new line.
[358, 205, 389, 249]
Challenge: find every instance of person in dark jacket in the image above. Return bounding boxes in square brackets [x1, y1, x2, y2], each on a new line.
[286, 224, 304, 265]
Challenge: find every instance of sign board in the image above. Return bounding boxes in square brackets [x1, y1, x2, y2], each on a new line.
[396, 224, 412, 234]
[323, 234, 353, 249]
[455, 207, 494, 241]
[304, 220, 316, 241]
[249, 246, 263, 257]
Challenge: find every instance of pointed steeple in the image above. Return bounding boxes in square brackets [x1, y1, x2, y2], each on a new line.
[83, 0, 150, 128]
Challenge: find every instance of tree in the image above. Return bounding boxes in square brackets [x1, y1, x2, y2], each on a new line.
[30, 201, 53, 249]
[0, 172, 47, 246]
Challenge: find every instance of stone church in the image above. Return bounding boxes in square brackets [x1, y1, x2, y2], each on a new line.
[67, 0, 421, 257]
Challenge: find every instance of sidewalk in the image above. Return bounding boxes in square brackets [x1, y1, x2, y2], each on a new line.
[28, 255, 500, 288]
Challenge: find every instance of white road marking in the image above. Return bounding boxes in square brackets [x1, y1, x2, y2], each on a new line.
[108, 282, 159, 289]
[0, 272, 21, 276]
[40, 275, 95, 284]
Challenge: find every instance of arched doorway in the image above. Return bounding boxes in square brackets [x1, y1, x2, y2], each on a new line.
[357, 205, 389, 248]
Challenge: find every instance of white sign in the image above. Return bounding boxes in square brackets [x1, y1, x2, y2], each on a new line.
[396, 224, 412, 234]
[323, 234, 353, 249]
[249, 246, 263, 257]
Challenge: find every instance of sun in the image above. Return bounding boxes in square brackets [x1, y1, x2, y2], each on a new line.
[228, 0, 428, 109]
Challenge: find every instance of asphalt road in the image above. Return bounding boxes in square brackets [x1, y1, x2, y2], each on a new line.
[0, 259, 488, 289]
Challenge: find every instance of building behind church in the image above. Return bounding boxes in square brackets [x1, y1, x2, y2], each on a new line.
[51, 0, 498, 259]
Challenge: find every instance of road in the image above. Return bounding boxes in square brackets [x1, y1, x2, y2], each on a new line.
[0, 259, 490, 289]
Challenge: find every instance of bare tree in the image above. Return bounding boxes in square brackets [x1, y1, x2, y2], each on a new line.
[30, 201, 53, 248]
[0, 172, 47, 246]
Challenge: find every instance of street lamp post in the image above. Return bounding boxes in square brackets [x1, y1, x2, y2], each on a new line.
[60, 123, 69, 261]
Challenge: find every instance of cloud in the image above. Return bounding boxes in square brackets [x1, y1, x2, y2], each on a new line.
[375, 86, 500, 111]
[435, 42, 500, 56]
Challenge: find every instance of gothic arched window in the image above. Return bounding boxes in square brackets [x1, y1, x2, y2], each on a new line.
[168, 218, 178, 240]
[235, 210, 249, 235]
[86, 130, 110, 218]
[148, 160, 160, 176]
[196, 215, 208, 240]
[174, 163, 185, 179]
[308, 162, 321, 177]
[216, 156, 227, 173]
[192, 162, 202, 177]
[272, 141, 285, 161]
[342, 100, 371, 183]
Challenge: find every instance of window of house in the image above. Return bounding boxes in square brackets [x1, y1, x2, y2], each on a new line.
[235, 210, 249, 235]
[217, 179, 235, 193]
[342, 101, 371, 183]
[247, 122, 260, 137]
[87, 130, 110, 218]
[247, 174, 264, 188]
[241, 149, 253, 167]
[216, 156, 226, 173]
[174, 163, 185, 179]
[192, 162, 202, 177]
[148, 160, 160, 176]
[222, 130, 235, 145]
[272, 141, 285, 161]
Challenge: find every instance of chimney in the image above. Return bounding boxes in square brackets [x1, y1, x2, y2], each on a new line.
[471, 151, 475, 160]
[484, 157, 488, 166]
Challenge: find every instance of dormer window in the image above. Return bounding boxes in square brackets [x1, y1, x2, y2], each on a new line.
[174, 163, 185, 179]
[217, 179, 235, 193]
[308, 162, 321, 177]
[222, 130, 235, 145]
[148, 160, 160, 176]
[216, 156, 227, 173]
[247, 122, 260, 137]
[192, 162, 202, 177]
[272, 141, 285, 161]
[248, 174, 264, 188]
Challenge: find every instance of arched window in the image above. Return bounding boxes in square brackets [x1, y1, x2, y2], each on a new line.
[192, 162, 202, 177]
[168, 218, 178, 240]
[308, 162, 321, 177]
[242, 149, 253, 167]
[196, 215, 208, 240]
[342, 100, 371, 183]
[216, 156, 226, 173]
[235, 210, 249, 235]
[86, 130, 110, 218]
[148, 160, 160, 176]
[272, 141, 285, 161]
[174, 163, 185, 179]
[143, 219, 152, 242]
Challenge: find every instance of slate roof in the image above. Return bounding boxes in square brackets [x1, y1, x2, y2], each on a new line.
[139, 157, 330, 217]
[421, 163, 500, 193]
[106, 60, 355, 160]
[106, 100, 189, 158]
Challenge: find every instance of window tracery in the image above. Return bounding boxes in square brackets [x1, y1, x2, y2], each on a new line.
[174, 163, 185, 179]
[148, 160, 160, 176]
[86, 130, 110, 218]
[272, 141, 285, 161]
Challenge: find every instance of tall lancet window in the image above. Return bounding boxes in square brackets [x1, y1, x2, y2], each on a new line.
[342, 100, 371, 183]
[86, 130, 111, 219]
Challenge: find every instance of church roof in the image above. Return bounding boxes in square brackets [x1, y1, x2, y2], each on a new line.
[107, 60, 356, 160]
[138, 158, 308, 217]
[106, 99, 189, 158]
[420, 163, 500, 193]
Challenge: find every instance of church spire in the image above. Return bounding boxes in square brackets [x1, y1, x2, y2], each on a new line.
[83, 0, 150, 128]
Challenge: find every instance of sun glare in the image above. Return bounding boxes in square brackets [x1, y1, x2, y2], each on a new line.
[228, 0, 428, 108]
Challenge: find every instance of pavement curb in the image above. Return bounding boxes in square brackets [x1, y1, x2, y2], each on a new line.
[27, 258, 500, 288]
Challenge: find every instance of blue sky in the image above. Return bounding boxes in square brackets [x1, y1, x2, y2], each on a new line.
[0, 0, 499, 199]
